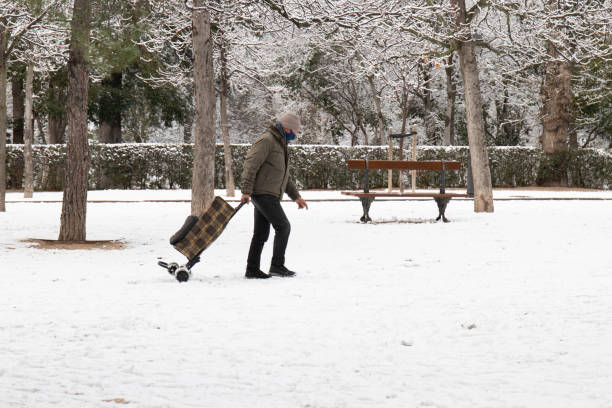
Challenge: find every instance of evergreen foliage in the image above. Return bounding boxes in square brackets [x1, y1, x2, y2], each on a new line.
[5, 143, 610, 191]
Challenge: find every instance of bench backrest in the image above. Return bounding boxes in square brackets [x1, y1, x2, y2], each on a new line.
[347, 160, 461, 171]
[347, 159, 462, 194]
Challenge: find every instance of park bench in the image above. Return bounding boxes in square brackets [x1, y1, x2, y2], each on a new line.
[341, 159, 468, 223]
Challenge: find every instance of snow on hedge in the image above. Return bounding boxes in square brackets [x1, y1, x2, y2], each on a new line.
[5, 143, 611, 190]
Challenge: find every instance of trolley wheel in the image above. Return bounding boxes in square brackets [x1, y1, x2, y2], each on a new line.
[167, 262, 179, 275]
[175, 266, 191, 282]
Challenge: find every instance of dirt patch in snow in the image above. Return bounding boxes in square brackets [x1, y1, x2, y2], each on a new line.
[370, 218, 436, 224]
[496, 186, 604, 191]
[22, 239, 126, 250]
[102, 398, 130, 404]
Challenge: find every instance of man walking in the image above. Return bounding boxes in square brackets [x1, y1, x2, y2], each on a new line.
[241, 112, 308, 279]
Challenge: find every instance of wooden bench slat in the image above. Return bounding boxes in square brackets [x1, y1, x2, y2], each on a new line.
[341, 192, 468, 198]
[347, 160, 461, 171]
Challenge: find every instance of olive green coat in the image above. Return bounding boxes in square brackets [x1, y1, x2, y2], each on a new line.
[241, 126, 300, 200]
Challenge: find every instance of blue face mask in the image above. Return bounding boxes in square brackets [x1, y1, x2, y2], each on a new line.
[285, 129, 296, 142]
[275, 122, 297, 142]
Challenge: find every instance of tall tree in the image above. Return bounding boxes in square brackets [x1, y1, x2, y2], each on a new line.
[443, 54, 457, 145]
[96, 72, 123, 142]
[190, 0, 215, 215]
[1, 29, 8, 212]
[90, 0, 140, 143]
[218, 29, 235, 196]
[58, 0, 91, 240]
[449, 0, 494, 212]
[367, 75, 385, 146]
[538, 0, 574, 186]
[46, 68, 68, 144]
[11, 66, 25, 143]
[23, 58, 34, 198]
[1, 0, 62, 212]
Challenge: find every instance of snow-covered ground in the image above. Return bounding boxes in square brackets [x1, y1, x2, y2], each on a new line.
[5, 187, 612, 202]
[1, 189, 611, 408]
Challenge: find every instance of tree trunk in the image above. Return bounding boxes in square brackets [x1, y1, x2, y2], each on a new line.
[539, 42, 573, 186]
[0, 33, 8, 212]
[191, 0, 215, 215]
[23, 61, 34, 198]
[330, 127, 339, 145]
[400, 79, 409, 133]
[422, 64, 436, 144]
[47, 70, 67, 144]
[97, 72, 122, 188]
[97, 71, 122, 143]
[367, 75, 385, 145]
[48, 115, 66, 144]
[59, 0, 91, 241]
[568, 128, 578, 149]
[219, 37, 235, 197]
[537, 0, 575, 186]
[399, 97, 409, 192]
[11, 71, 25, 144]
[443, 54, 456, 146]
[35, 110, 45, 144]
[10, 67, 24, 190]
[359, 121, 369, 145]
[184, 99, 193, 143]
[350, 128, 358, 146]
[452, 0, 494, 213]
[494, 87, 508, 145]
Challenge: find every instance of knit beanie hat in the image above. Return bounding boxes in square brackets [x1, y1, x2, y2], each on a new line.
[277, 112, 301, 133]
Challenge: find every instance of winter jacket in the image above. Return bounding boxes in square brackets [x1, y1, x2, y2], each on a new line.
[241, 125, 300, 201]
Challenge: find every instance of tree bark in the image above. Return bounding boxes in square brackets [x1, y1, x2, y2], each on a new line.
[24, 61, 34, 198]
[568, 128, 578, 149]
[451, 0, 494, 213]
[359, 121, 369, 145]
[48, 116, 66, 144]
[9, 72, 25, 190]
[539, 47, 573, 186]
[183, 89, 193, 143]
[0, 32, 8, 212]
[350, 128, 358, 146]
[399, 97, 408, 192]
[443, 54, 456, 146]
[59, 0, 91, 241]
[399, 79, 409, 133]
[47, 70, 67, 144]
[97, 72, 122, 188]
[367, 75, 385, 146]
[34, 110, 45, 144]
[97, 71, 122, 143]
[537, 0, 575, 186]
[219, 37, 235, 197]
[422, 64, 436, 145]
[330, 127, 339, 145]
[191, 0, 216, 215]
[11, 71, 25, 144]
[494, 87, 508, 145]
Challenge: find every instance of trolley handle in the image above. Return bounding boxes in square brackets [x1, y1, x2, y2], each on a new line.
[234, 198, 249, 213]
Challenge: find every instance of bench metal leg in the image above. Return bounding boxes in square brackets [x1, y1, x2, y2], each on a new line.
[359, 196, 375, 223]
[434, 197, 451, 223]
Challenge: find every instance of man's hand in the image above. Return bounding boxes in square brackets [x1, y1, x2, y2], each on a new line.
[296, 197, 308, 210]
[241, 194, 251, 204]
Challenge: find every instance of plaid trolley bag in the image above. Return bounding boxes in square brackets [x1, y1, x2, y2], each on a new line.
[158, 196, 246, 282]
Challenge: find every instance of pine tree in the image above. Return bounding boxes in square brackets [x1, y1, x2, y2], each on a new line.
[58, 0, 91, 241]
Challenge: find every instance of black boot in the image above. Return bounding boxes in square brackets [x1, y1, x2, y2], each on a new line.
[269, 264, 296, 277]
[245, 268, 271, 279]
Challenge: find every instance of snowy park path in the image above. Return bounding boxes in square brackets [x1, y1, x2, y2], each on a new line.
[1, 190, 611, 408]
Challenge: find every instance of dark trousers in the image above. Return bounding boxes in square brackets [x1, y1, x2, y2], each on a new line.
[247, 194, 291, 270]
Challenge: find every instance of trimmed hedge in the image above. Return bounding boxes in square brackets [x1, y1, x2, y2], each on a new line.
[5, 143, 611, 190]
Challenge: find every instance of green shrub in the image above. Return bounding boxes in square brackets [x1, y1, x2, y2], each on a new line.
[5, 143, 610, 191]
